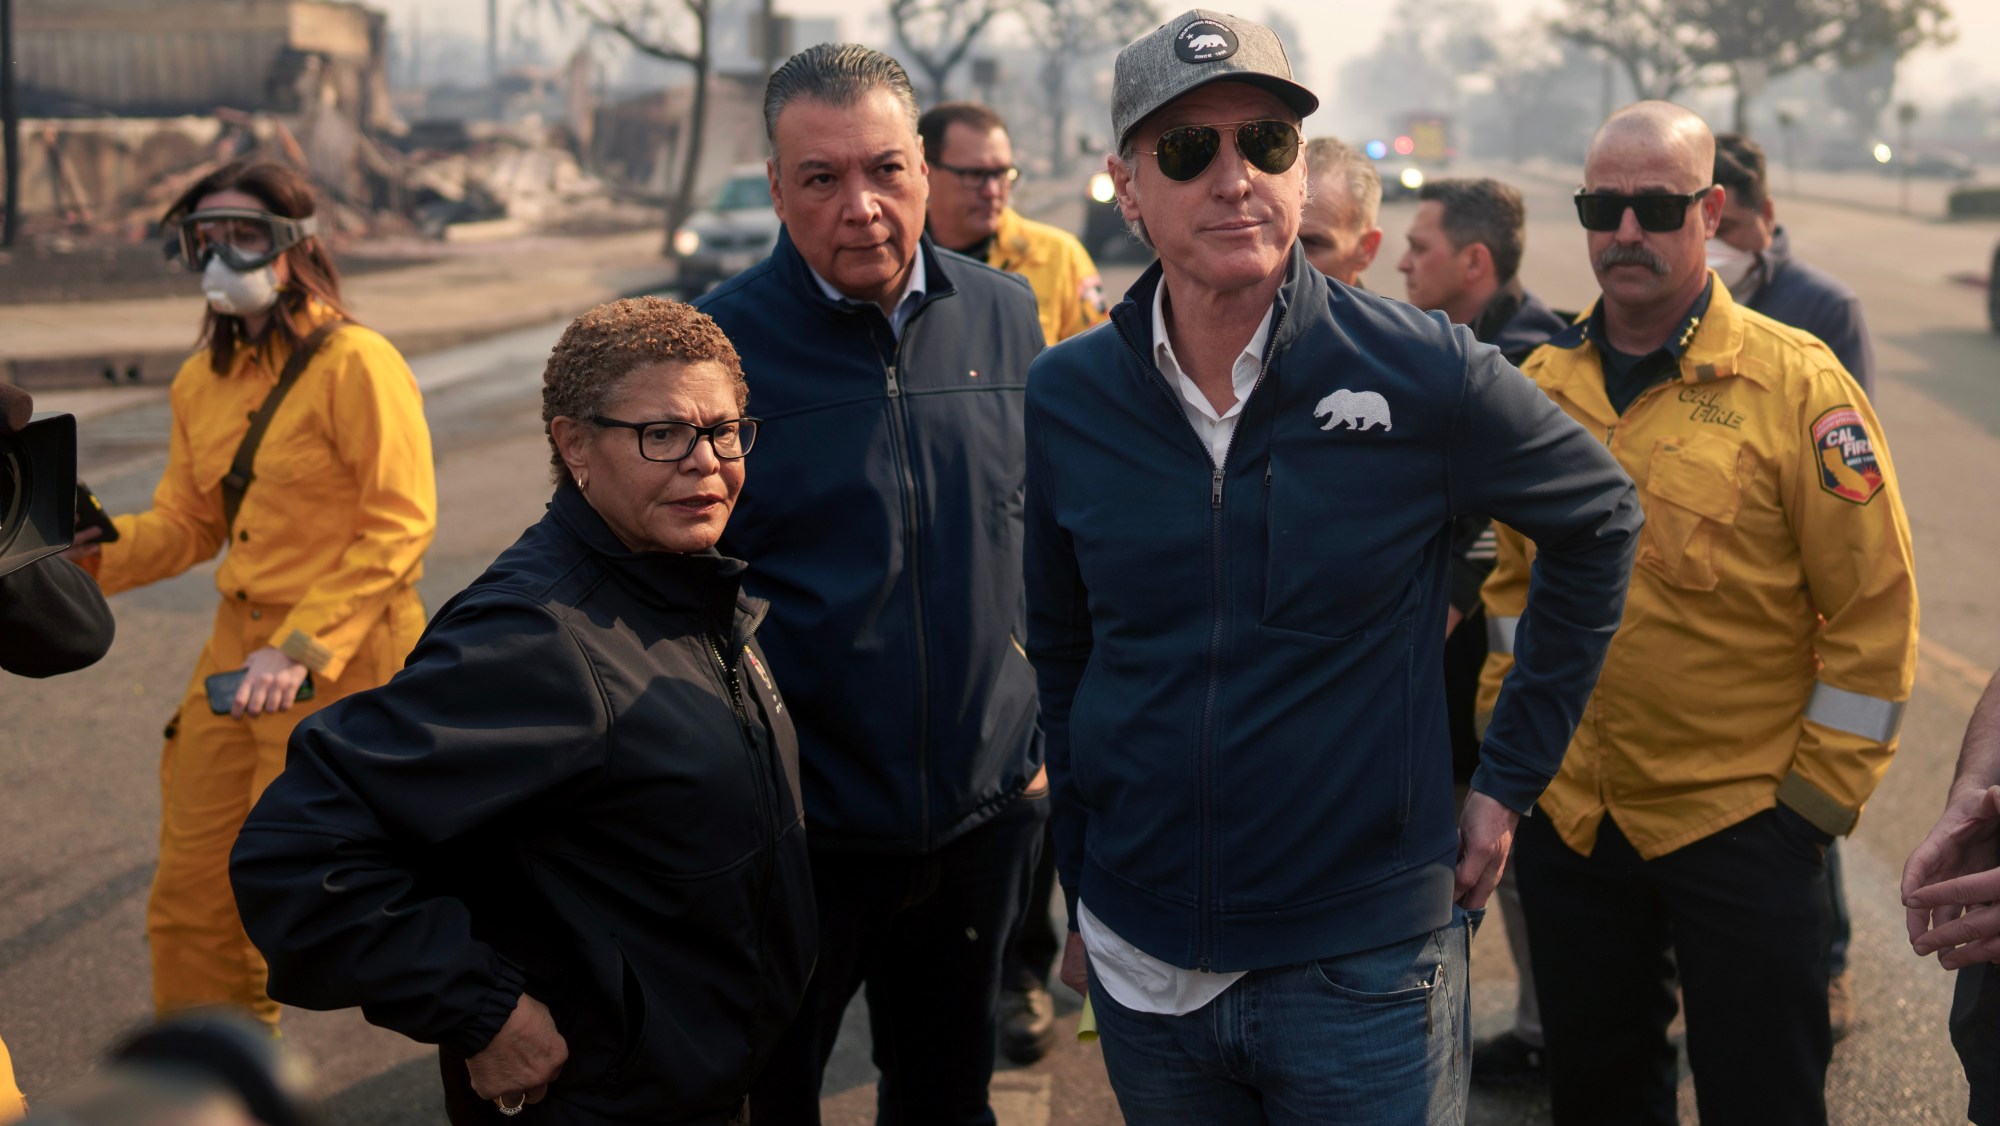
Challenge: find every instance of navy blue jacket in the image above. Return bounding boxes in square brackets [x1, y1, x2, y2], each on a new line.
[1024, 249, 1641, 973]
[1743, 227, 1874, 395]
[697, 228, 1045, 854]
[1446, 281, 1572, 783]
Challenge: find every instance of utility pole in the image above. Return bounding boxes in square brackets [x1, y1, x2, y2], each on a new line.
[760, 0, 778, 77]
[2, 0, 19, 248]
[1776, 107, 1797, 196]
[1897, 101, 1917, 217]
[487, 0, 501, 119]
[972, 57, 997, 111]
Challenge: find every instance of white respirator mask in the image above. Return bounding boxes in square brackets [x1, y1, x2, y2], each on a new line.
[1705, 239, 1760, 294]
[202, 256, 282, 317]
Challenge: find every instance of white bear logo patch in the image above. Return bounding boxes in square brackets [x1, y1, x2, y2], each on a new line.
[1174, 20, 1238, 63]
[1314, 389, 1393, 432]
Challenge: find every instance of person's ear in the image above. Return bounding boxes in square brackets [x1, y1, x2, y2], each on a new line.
[1463, 241, 1492, 286]
[1109, 153, 1141, 222]
[1357, 227, 1384, 272]
[551, 416, 593, 489]
[1701, 184, 1725, 238]
[1758, 195, 1776, 226]
[767, 157, 785, 224]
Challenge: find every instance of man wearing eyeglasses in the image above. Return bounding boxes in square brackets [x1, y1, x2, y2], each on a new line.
[1023, 11, 1642, 1121]
[1476, 101, 1917, 1125]
[920, 103, 1108, 349]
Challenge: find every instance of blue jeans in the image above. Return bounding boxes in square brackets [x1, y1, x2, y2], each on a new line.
[1089, 906, 1478, 1125]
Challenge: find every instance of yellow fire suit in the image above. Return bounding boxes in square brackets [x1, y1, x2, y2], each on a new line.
[987, 206, 1107, 345]
[92, 305, 436, 1025]
[0, 1034, 22, 1123]
[1477, 277, 1917, 859]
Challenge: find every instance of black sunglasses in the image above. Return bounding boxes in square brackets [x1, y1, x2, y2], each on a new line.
[1139, 119, 1301, 183]
[593, 416, 761, 462]
[1573, 186, 1715, 232]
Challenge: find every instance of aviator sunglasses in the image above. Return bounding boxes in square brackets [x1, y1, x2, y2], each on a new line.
[1573, 186, 1715, 232]
[1139, 119, 1302, 183]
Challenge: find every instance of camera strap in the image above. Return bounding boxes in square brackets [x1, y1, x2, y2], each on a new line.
[221, 320, 345, 534]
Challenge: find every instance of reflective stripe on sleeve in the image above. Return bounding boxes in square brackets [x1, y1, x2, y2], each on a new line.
[1487, 615, 1519, 656]
[1803, 682, 1905, 742]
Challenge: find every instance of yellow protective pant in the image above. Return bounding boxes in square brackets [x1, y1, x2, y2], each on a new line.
[0, 1033, 24, 1123]
[149, 589, 425, 1027]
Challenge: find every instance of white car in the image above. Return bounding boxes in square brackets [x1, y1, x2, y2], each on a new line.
[670, 169, 781, 295]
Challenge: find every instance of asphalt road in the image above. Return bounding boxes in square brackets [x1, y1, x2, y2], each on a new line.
[3, 168, 1998, 1125]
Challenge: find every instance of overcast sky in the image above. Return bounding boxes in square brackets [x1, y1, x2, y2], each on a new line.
[386, 0, 1997, 110]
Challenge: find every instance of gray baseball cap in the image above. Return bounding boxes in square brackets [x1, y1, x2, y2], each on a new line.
[1112, 9, 1319, 150]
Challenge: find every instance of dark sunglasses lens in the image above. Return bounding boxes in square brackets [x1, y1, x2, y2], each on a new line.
[1575, 194, 1621, 231]
[1238, 121, 1300, 174]
[1156, 126, 1221, 182]
[1631, 195, 1691, 232]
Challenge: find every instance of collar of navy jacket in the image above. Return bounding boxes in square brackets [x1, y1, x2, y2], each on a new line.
[547, 480, 764, 639]
[769, 224, 958, 328]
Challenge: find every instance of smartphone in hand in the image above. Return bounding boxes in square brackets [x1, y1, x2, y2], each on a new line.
[204, 668, 316, 715]
[75, 481, 119, 543]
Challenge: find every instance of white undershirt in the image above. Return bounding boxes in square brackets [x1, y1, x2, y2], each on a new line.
[807, 250, 927, 340]
[1075, 277, 1275, 1017]
[1154, 275, 1275, 468]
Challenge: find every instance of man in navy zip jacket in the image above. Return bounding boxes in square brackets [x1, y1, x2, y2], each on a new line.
[1025, 12, 1642, 1122]
[695, 44, 1048, 1126]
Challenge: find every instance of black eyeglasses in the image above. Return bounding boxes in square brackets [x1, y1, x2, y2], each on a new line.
[934, 162, 1020, 190]
[1573, 186, 1715, 232]
[593, 416, 761, 462]
[1139, 119, 1301, 183]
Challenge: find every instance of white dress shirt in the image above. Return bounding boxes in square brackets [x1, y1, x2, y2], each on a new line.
[807, 250, 928, 340]
[1154, 275, 1276, 468]
[1076, 276, 1276, 1017]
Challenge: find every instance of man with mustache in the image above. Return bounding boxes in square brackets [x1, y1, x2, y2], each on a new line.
[1477, 101, 1919, 1125]
[1024, 11, 1642, 1120]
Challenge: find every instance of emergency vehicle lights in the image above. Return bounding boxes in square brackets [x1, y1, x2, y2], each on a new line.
[1089, 172, 1117, 203]
[1365, 140, 1388, 160]
[1872, 143, 1893, 164]
[1400, 167, 1425, 190]
[1394, 136, 1415, 156]
[671, 228, 701, 256]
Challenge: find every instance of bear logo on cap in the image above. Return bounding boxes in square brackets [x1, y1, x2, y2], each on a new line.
[1175, 19, 1238, 63]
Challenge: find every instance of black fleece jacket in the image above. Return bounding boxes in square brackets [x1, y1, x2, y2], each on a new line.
[231, 484, 815, 1125]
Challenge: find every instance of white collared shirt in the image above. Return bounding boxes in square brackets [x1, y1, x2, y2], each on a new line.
[1074, 276, 1276, 1018]
[807, 249, 927, 340]
[1153, 276, 1276, 467]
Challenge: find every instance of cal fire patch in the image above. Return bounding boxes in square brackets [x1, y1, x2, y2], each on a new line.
[1811, 405, 1884, 505]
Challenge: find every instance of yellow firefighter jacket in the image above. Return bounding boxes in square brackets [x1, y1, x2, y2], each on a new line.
[95, 305, 437, 682]
[987, 206, 1107, 345]
[1477, 276, 1917, 858]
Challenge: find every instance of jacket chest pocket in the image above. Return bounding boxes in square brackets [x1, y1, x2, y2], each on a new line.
[1637, 433, 1742, 591]
[253, 407, 341, 487]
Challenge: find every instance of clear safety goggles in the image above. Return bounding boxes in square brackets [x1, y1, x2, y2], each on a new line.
[167, 208, 319, 272]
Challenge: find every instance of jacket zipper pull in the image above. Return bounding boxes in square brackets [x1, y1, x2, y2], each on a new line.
[885, 364, 901, 397]
[1264, 463, 1273, 487]
[1211, 467, 1225, 509]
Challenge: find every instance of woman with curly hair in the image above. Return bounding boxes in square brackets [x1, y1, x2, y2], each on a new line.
[230, 297, 815, 1126]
